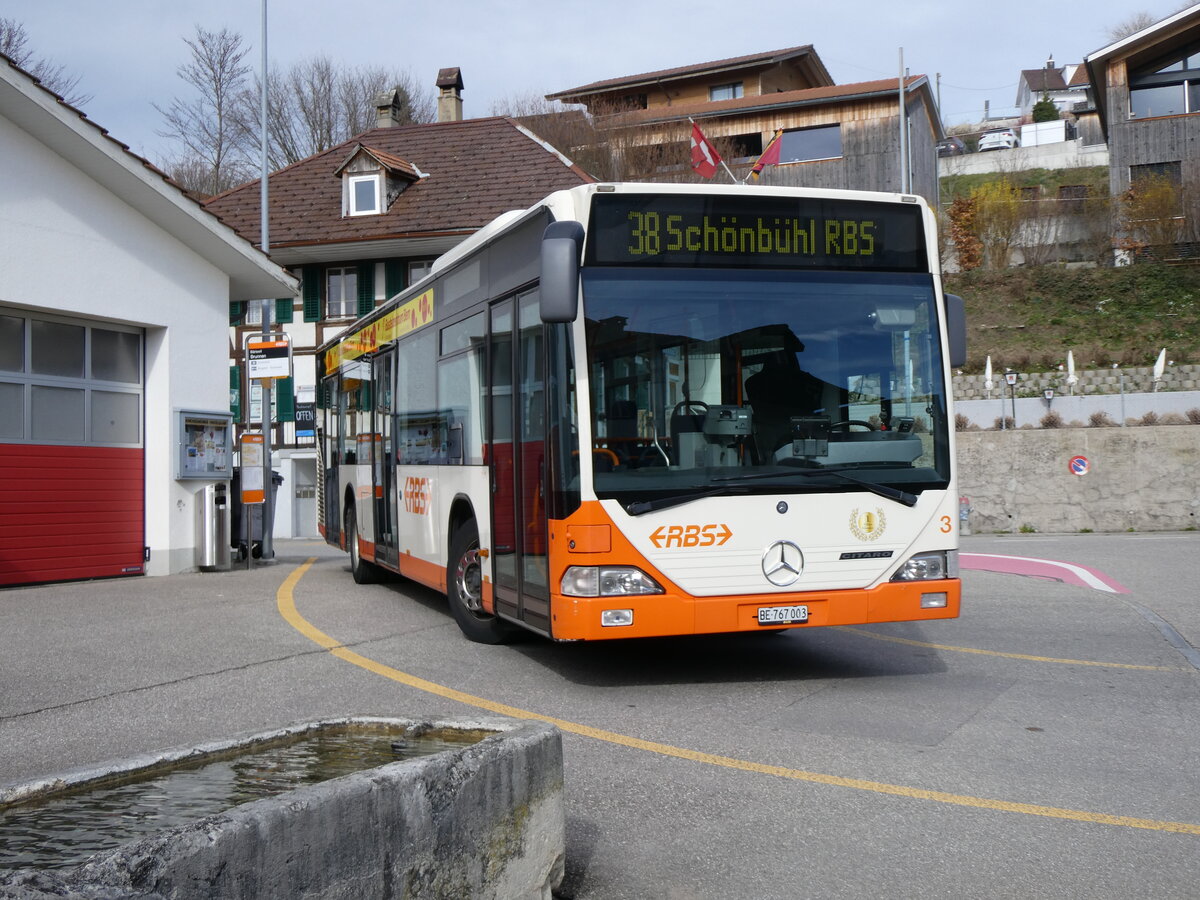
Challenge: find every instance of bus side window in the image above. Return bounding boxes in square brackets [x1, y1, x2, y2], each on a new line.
[438, 311, 487, 466]
[396, 328, 437, 464]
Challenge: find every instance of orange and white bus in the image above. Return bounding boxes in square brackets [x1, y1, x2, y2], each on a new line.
[316, 183, 966, 643]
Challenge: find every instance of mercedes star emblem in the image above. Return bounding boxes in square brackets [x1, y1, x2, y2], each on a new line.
[762, 540, 804, 586]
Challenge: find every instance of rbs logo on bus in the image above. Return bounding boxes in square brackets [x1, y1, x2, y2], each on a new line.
[404, 477, 430, 515]
[649, 523, 733, 549]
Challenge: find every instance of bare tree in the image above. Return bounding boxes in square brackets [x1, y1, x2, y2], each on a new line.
[1018, 198, 1060, 266]
[0, 17, 90, 106]
[340, 65, 433, 134]
[1119, 173, 1185, 259]
[159, 24, 437, 190]
[1075, 194, 1116, 264]
[156, 25, 255, 196]
[237, 58, 434, 169]
[496, 92, 744, 182]
[970, 179, 1025, 269]
[1107, 12, 1158, 41]
[493, 93, 612, 177]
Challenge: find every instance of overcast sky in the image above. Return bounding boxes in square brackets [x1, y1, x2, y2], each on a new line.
[4, 0, 1182, 164]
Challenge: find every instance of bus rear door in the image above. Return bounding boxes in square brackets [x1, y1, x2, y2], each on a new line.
[372, 347, 398, 569]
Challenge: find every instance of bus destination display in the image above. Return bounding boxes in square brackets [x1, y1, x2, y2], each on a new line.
[587, 194, 927, 271]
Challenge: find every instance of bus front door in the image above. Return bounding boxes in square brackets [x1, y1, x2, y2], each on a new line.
[489, 293, 550, 634]
[372, 348, 398, 568]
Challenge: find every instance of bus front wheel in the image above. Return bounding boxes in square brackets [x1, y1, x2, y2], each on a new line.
[346, 505, 379, 584]
[447, 521, 513, 644]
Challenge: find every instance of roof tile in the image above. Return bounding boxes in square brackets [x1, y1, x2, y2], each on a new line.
[204, 117, 592, 249]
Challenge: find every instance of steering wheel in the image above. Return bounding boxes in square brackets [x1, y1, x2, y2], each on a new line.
[829, 419, 877, 431]
[672, 400, 708, 417]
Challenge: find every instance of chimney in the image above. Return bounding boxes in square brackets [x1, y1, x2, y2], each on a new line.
[436, 68, 464, 123]
[374, 88, 403, 128]
[1046, 53, 1055, 70]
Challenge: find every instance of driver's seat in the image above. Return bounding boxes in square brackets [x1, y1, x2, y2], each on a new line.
[745, 354, 824, 459]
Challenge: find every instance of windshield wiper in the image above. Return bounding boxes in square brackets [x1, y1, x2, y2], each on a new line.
[625, 485, 749, 516]
[714, 468, 918, 508]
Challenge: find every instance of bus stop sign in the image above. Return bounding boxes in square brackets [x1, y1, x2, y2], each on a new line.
[246, 336, 292, 381]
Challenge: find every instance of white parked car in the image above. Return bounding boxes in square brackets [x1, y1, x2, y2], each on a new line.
[978, 128, 1020, 151]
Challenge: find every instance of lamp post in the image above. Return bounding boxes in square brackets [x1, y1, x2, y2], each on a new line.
[1005, 370, 1018, 429]
[258, 0, 274, 560]
[1113, 363, 1125, 426]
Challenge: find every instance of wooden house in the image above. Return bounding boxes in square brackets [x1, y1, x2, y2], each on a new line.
[1085, 4, 1200, 208]
[546, 46, 943, 204]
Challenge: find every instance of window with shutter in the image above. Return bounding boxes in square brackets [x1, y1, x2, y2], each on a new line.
[302, 266, 321, 322]
[276, 376, 295, 422]
[275, 297, 295, 323]
[230, 365, 242, 422]
[385, 259, 405, 297]
[357, 262, 375, 316]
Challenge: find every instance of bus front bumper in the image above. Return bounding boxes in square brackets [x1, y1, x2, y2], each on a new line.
[548, 578, 961, 641]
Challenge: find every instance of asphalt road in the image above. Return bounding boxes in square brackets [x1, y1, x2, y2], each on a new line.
[2, 532, 1198, 899]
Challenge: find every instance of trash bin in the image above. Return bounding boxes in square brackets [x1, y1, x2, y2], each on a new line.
[197, 482, 231, 571]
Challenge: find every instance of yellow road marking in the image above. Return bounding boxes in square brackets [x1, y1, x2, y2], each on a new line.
[278, 558, 1200, 836]
[839, 627, 1186, 672]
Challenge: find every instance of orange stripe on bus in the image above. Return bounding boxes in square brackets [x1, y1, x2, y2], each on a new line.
[398, 551, 447, 595]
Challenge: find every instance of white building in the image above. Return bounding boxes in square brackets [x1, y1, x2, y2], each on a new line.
[0, 55, 296, 585]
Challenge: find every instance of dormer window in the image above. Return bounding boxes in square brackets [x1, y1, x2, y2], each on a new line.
[335, 143, 423, 218]
[349, 174, 381, 216]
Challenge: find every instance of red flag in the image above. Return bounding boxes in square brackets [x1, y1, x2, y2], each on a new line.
[690, 122, 722, 178]
[749, 129, 783, 181]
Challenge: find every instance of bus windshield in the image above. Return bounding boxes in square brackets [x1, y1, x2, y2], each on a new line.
[582, 267, 951, 509]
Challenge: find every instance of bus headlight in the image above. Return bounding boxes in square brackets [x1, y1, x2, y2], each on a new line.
[561, 566, 664, 597]
[891, 551, 956, 582]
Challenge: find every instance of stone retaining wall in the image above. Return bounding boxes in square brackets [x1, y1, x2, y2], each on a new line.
[956, 425, 1200, 533]
[952, 364, 1200, 400]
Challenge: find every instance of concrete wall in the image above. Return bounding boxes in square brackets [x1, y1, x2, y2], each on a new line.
[956, 391, 1200, 431]
[0, 716, 565, 900]
[938, 137, 1108, 177]
[956, 425, 1200, 533]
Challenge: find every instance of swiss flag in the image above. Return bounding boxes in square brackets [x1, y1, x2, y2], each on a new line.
[690, 122, 721, 178]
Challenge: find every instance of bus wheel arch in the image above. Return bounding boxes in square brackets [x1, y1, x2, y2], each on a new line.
[342, 488, 357, 550]
[445, 499, 513, 644]
[344, 491, 378, 584]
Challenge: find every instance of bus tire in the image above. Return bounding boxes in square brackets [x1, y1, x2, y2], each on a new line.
[346, 504, 379, 584]
[447, 521, 513, 644]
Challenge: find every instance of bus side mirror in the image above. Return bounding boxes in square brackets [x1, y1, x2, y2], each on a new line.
[540, 220, 584, 323]
[945, 293, 967, 368]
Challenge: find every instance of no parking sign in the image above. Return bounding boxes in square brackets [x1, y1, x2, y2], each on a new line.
[1069, 455, 1090, 476]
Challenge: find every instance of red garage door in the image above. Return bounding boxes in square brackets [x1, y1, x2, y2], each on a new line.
[0, 310, 144, 587]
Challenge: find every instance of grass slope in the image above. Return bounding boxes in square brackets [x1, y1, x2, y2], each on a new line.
[944, 263, 1200, 373]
